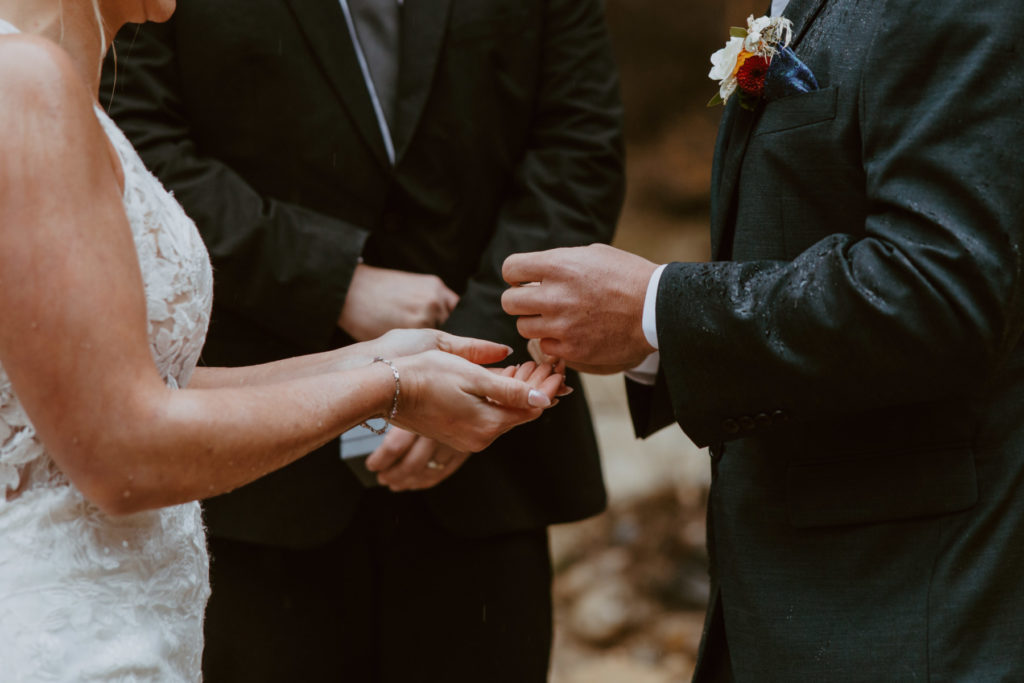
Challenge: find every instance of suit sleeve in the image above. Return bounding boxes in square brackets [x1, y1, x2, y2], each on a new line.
[442, 0, 625, 353]
[656, 0, 1024, 446]
[103, 21, 368, 354]
[625, 374, 679, 439]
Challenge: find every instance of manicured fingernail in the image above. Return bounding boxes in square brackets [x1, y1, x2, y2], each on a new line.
[557, 386, 574, 397]
[504, 345, 514, 358]
[528, 389, 551, 408]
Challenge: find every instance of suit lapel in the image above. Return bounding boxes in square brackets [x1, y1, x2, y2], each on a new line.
[710, 0, 830, 260]
[784, 0, 830, 47]
[392, 0, 453, 161]
[284, 0, 391, 170]
[710, 99, 751, 260]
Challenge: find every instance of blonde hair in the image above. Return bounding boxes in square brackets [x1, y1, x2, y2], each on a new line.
[91, 0, 104, 52]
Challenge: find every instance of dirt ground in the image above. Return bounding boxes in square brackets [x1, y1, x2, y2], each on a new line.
[548, 374, 710, 683]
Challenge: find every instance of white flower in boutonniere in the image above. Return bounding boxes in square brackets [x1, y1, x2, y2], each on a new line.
[708, 36, 746, 103]
[708, 14, 795, 109]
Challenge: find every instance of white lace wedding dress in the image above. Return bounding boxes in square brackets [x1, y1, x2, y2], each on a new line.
[0, 19, 214, 681]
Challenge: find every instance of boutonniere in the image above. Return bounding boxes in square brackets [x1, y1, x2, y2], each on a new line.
[708, 14, 818, 109]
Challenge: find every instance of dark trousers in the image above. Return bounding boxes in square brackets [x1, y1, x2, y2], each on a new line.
[694, 595, 734, 683]
[202, 489, 553, 682]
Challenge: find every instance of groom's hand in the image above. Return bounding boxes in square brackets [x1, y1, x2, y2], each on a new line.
[502, 244, 657, 373]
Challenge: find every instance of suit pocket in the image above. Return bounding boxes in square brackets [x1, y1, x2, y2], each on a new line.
[787, 444, 978, 528]
[755, 86, 838, 136]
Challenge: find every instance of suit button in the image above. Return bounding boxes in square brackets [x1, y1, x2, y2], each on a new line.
[755, 412, 772, 428]
[772, 409, 790, 423]
[722, 418, 740, 435]
[739, 416, 755, 431]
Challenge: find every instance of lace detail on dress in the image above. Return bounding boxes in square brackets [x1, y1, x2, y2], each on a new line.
[0, 373, 51, 497]
[99, 108, 214, 391]
[0, 19, 214, 679]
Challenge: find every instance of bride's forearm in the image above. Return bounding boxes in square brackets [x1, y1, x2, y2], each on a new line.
[188, 342, 379, 389]
[68, 362, 394, 515]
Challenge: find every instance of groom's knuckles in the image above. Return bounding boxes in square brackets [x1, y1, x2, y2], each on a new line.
[515, 316, 541, 340]
[503, 249, 572, 285]
[502, 252, 539, 284]
[500, 287, 521, 314]
[501, 285, 543, 315]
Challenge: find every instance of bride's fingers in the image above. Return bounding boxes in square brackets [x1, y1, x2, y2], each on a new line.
[435, 332, 512, 365]
[365, 427, 417, 472]
[537, 372, 566, 399]
[513, 361, 538, 382]
[525, 362, 556, 387]
[551, 360, 573, 397]
[473, 372, 551, 410]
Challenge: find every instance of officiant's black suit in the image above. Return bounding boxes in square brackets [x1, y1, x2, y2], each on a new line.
[104, 0, 621, 679]
[629, 0, 1024, 679]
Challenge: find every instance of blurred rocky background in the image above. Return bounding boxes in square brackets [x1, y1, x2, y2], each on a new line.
[549, 1, 763, 680]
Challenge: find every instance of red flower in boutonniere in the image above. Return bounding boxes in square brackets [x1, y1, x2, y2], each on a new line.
[736, 54, 772, 98]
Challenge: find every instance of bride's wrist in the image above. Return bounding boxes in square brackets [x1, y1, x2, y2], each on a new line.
[361, 357, 401, 434]
[323, 342, 377, 374]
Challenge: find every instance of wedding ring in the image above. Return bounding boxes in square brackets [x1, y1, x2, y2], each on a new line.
[426, 459, 445, 470]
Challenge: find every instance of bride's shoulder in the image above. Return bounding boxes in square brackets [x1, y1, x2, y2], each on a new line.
[0, 36, 117, 190]
[0, 35, 97, 142]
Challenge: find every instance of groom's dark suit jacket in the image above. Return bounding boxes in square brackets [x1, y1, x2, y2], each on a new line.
[106, 0, 621, 546]
[631, 0, 1024, 679]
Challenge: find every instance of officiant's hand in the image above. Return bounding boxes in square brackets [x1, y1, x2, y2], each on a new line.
[365, 429, 469, 491]
[502, 244, 657, 373]
[338, 264, 460, 341]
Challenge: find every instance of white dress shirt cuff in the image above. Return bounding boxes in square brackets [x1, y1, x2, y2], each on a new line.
[641, 264, 665, 350]
[625, 264, 666, 386]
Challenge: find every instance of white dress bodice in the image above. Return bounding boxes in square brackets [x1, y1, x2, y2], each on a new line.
[0, 20, 214, 681]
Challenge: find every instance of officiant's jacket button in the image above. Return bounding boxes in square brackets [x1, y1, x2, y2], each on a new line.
[722, 418, 741, 435]
[772, 409, 790, 423]
[755, 412, 772, 428]
[739, 416, 756, 432]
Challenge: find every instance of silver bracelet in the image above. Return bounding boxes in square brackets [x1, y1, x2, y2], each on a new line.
[362, 356, 400, 435]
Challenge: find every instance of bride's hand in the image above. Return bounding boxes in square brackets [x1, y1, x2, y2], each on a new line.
[361, 329, 513, 366]
[366, 360, 570, 490]
[388, 352, 563, 454]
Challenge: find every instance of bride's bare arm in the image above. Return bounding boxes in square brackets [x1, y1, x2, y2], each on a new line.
[187, 329, 510, 388]
[0, 39, 555, 516]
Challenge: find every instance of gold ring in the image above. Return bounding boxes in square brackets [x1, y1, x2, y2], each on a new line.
[426, 459, 446, 470]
